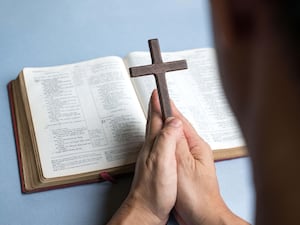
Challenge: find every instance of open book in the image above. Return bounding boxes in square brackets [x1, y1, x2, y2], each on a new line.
[8, 48, 247, 193]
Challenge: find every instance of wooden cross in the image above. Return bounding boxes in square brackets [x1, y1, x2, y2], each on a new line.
[129, 39, 188, 121]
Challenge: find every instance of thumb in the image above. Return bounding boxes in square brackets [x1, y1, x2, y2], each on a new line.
[150, 117, 184, 158]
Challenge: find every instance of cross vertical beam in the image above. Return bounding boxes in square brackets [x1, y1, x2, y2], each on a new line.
[129, 39, 188, 121]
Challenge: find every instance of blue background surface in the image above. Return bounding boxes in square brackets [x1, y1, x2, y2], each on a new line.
[0, 0, 254, 224]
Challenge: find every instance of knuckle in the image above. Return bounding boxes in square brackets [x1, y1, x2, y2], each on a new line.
[159, 128, 175, 140]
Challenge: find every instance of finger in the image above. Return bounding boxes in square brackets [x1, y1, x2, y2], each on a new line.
[170, 100, 200, 142]
[149, 117, 183, 163]
[170, 100, 213, 161]
[145, 90, 164, 143]
[139, 90, 164, 162]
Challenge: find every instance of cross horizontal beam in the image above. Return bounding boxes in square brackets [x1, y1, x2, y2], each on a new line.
[129, 60, 187, 77]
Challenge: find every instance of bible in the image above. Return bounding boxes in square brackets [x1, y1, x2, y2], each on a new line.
[8, 48, 247, 193]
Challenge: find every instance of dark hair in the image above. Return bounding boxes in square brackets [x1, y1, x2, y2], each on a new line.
[272, 1, 300, 80]
[274, 1, 300, 44]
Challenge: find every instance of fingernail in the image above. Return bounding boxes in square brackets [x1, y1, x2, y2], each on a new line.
[165, 117, 182, 128]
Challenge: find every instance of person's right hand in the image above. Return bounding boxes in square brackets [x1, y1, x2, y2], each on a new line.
[171, 102, 249, 225]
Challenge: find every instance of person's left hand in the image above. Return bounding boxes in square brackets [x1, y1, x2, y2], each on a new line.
[107, 90, 184, 225]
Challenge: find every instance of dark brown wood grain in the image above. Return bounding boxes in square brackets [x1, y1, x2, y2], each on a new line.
[129, 39, 188, 121]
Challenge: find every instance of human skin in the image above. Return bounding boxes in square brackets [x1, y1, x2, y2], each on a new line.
[107, 90, 249, 225]
[107, 91, 184, 225]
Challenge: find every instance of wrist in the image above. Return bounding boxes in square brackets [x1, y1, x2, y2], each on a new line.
[217, 208, 250, 225]
[175, 198, 249, 225]
[107, 194, 168, 225]
[209, 203, 250, 225]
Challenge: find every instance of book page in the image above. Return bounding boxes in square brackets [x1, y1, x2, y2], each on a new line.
[124, 48, 244, 150]
[23, 56, 146, 178]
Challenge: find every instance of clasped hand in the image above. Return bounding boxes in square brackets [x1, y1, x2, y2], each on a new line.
[108, 90, 248, 225]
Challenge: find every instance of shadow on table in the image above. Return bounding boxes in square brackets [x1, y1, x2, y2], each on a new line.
[99, 174, 133, 224]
